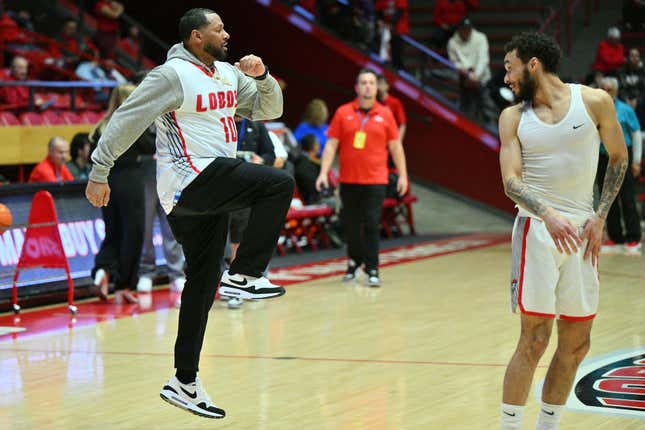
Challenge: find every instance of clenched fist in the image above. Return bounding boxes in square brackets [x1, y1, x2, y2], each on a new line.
[235, 55, 266, 78]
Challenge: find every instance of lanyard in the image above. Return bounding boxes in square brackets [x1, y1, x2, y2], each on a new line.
[357, 110, 371, 131]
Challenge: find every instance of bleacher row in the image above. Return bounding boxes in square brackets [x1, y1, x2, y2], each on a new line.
[0, 110, 104, 126]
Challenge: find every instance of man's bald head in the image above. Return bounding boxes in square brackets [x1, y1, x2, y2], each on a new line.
[10, 56, 28, 80]
[47, 137, 70, 167]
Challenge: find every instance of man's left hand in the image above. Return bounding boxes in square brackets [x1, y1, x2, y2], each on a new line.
[397, 175, 408, 196]
[632, 162, 641, 178]
[235, 55, 266, 77]
[580, 215, 605, 268]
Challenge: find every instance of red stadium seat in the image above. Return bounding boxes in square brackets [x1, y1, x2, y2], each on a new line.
[80, 110, 104, 124]
[61, 111, 83, 124]
[41, 111, 64, 125]
[0, 111, 20, 126]
[19, 112, 45, 126]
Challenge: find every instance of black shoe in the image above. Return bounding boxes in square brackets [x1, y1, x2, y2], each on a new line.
[342, 260, 359, 282]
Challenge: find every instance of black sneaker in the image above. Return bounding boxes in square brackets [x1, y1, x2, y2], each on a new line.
[366, 269, 381, 287]
[342, 260, 359, 282]
[219, 271, 285, 299]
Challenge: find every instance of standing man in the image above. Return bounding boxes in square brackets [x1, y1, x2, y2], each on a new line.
[315, 68, 408, 287]
[377, 74, 407, 143]
[85, 8, 294, 419]
[597, 77, 642, 255]
[498, 32, 627, 430]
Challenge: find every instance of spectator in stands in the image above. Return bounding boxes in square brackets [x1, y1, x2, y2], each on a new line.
[315, 68, 408, 287]
[431, 0, 478, 49]
[90, 83, 156, 304]
[56, 18, 97, 70]
[592, 27, 626, 75]
[623, 0, 645, 32]
[293, 98, 329, 156]
[28, 136, 74, 183]
[294, 133, 322, 205]
[66, 132, 91, 180]
[377, 74, 407, 142]
[597, 77, 642, 255]
[7, 9, 34, 31]
[118, 24, 143, 69]
[447, 18, 491, 122]
[93, 0, 124, 60]
[619, 48, 645, 119]
[375, 0, 409, 70]
[0, 56, 46, 109]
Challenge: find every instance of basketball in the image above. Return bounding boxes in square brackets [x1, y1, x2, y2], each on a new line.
[0, 203, 12, 233]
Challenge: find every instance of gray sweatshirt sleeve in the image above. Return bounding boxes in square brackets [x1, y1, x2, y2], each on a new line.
[234, 67, 283, 121]
[89, 66, 183, 183]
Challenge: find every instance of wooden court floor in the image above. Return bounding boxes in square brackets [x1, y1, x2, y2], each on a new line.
[0, 242, 643, 429]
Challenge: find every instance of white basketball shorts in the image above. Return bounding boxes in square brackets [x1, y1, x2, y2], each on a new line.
[510, 216, 599, 321]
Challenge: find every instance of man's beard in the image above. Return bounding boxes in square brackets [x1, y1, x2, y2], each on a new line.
[204, 42, 227, 61]
[515, 68, 537, 103]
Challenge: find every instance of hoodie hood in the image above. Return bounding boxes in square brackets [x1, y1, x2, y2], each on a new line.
[166, 43, 213, 68]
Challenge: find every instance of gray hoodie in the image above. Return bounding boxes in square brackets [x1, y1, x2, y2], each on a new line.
[89, 43, 283, 187]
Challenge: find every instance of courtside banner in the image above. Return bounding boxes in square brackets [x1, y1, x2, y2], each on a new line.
[0, 182, 166, 300]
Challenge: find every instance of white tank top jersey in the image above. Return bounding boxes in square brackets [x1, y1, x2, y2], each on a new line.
[155, 58, 240, 213]
[516, 84, 601, 225]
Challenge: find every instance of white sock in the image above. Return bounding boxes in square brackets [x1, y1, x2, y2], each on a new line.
[500, 403, 524, 430]
[535, 401, 563, 430]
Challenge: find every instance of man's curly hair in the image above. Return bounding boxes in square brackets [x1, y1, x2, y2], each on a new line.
[504, 32, 561, 74]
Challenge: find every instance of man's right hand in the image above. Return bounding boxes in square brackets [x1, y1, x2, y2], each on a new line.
[315, 174, 328, 192]
[86, 180, 111, 207]
[542, 207, 582, 255]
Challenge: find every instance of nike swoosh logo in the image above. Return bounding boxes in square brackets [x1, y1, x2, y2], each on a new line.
[181, 386, 197, 399]
[503, 411, 516, 416]
[227, 277, 248, 287]
[541, 409, 555, 416]
[573, 123, 584, 129]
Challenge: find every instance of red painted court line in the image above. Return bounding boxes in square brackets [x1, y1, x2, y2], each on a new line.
[0, 347, 549, 369]
[0, 234, 509, 342]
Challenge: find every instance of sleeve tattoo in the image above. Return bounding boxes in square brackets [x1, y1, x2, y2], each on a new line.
[596, 158, 628, 219]
[505, 177, 548, 216]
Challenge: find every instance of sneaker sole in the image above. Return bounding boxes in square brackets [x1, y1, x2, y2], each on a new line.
[218, 284, 285, 300]
[160, 391, 225, 419]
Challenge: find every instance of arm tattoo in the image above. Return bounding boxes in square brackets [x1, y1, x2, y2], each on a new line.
[596, 158, 628, 219]
[505, 177, 548, 216]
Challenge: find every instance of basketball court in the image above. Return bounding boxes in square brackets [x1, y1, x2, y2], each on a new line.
[1, 232, 643, 429]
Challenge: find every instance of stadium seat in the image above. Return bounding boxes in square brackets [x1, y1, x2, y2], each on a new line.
[61, 111, 83, 124]
[19, 112, 45, 126]
[80, 110, 104, 124]
[381, 193, 419, 237]
[41, 111, 64, 125]
[0, 111, 20, 126]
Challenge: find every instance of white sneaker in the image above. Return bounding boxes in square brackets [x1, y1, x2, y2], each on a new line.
[227, 297, 243, 309]
[625, 242, 642, 256]
[94, 268, 109, 301]
[160, 376, 225, 419]
[170, 276, 186, 293]
[136, 276, 153, 293]
[219, 270, 285, 299]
